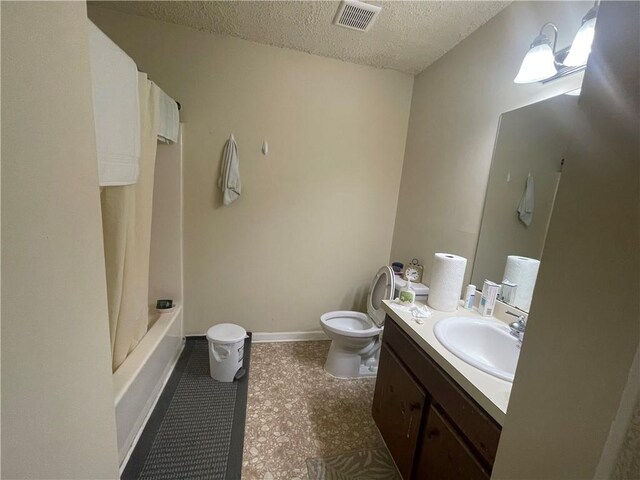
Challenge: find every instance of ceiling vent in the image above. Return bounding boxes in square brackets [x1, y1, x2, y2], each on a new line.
[333, 0, 381, 32]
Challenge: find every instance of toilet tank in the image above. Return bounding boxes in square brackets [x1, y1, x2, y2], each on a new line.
[394, 276, 429, 303]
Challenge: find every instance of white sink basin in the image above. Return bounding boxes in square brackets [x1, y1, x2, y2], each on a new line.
[434, 316, 520, 382]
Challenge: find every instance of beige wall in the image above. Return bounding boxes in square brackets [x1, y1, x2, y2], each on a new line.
[88, 7, 413, 334]
[493, 1, 640, 478]
[1, 2, 119, 478]
[391, 1, 589, 286]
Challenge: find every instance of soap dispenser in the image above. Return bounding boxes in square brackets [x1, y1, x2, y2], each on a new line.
[399, 279, 416, 305]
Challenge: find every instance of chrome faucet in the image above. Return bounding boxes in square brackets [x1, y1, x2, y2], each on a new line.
[506, 311, 527, 345]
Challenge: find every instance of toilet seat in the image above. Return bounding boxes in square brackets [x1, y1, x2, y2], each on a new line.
[320, 265, 395, 333]
[366, 265, 395, 327]
[320, 311, 382, 338]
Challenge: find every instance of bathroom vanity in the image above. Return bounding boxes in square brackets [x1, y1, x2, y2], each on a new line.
[371, 91, 575, 479]
[373, 301, 513, 480]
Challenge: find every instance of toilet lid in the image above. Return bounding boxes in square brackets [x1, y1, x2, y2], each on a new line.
[207, 323, 247, 344]
[366, 266, 395, 327]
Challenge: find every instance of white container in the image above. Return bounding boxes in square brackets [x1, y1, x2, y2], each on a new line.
[479, 280, 500, 317]
[463, 284, 476, 310]
[394, 277, 429, 303]
[206, 323, 247, 382]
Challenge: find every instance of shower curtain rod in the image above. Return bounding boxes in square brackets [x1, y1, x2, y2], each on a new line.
[137, 68, 181, 110]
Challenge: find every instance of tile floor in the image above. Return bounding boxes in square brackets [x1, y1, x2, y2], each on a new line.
[241, 341, 384, 480]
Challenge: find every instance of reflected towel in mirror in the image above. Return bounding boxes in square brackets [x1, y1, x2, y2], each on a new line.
[517, 174, 534, 226]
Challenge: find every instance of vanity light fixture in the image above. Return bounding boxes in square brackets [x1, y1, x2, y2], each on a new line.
[514, 1, 598, 84]
[514, 22, 558, 84]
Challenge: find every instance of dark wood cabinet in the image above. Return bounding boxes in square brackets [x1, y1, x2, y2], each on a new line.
[372, 344, 427, 479]
[415, 405, 490, 480]
[373, 315, 501, 479]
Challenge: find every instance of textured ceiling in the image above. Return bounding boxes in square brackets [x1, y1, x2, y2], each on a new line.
[90, 1, 510, 74]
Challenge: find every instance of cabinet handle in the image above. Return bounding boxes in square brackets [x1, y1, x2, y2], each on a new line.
[405, 402, 421, 438]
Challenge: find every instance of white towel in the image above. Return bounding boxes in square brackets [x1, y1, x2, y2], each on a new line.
[218, 134, 241, 206]
[517, 174, 534, 227]
[155, 85, 179, 143]
[88, 21, 140, 186]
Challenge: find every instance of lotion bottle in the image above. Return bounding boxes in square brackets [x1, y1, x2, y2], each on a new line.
[463, 284, 476, 310]
[399, 279, 416, 305]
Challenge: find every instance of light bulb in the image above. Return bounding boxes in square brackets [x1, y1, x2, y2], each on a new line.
[514, 43, 558, 84]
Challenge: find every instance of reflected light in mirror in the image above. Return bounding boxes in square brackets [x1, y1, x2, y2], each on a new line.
[564, 15, 597, 67]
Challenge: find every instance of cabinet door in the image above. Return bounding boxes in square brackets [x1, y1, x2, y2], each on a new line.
[415, 405, 490, 480]
[373, 344, 426, 479]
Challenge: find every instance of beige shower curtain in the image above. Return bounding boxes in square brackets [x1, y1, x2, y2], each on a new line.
[101, 73, 159, 371]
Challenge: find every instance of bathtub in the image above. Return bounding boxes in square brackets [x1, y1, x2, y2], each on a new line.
[113, 305, 184, 467]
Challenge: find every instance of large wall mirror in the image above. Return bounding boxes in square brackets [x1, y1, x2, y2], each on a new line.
[471, 92, 579, 312]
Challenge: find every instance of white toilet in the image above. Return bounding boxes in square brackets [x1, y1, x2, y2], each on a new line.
[320, 266, 395, 378]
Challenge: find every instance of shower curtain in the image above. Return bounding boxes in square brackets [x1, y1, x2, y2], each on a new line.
[101, 73, 159, 371]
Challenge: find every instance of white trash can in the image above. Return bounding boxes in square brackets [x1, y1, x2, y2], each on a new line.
[206, 323, 247, 382]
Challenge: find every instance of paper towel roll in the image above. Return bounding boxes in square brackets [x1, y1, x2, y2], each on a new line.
[428, 253, 467, 312]
[503, 255, 540, 311]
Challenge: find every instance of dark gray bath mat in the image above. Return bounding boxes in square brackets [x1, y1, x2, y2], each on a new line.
[307, 447, 401, 480]
[122, 335, 251, 480]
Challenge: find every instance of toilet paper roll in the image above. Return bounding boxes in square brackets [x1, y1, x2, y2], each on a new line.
[503, 255, 540, 311]
[428, 253, 467, 312]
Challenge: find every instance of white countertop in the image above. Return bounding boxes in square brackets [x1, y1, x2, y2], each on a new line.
[382, 299, 513, 425]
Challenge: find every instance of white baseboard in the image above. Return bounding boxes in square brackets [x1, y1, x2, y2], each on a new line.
[251, 330, 328, 343]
